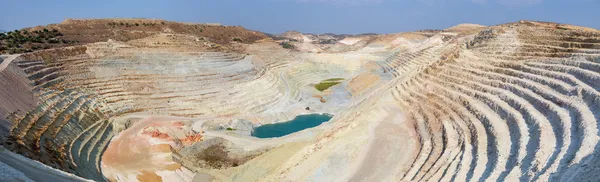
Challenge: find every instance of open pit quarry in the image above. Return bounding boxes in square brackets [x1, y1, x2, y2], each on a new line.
[1, 19, 600, 182]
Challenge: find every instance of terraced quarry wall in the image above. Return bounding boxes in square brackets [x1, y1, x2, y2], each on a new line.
[394, 30, 600, 181]
[0, 43, 290, 180]
[1, 20, 600, 182]
[226, 21, 600, 182]
[0, 34, 356, 181]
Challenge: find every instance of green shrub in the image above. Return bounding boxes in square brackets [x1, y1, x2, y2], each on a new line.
[32, 37, 43, 43]
[232, 37, 243, 42]
[314, 81, 341, 91]
[226, 127, 236, 131]
[313, 78, 345, 91]
[0, 27, 70, 54]
[280, 42, 294, 49]
[47, 39, 60, 44]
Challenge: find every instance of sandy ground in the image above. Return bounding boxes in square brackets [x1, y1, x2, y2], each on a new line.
[101, 116, 196, 182]
[348, 106, 415, 181]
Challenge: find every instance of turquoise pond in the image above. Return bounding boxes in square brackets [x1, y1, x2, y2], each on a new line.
[252, 114, 333, 138]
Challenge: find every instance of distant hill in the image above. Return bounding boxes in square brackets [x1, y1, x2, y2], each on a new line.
[0, 18, 269, 54]
[0, 30, 6, 33]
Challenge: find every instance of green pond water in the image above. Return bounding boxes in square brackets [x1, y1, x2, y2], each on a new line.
[252, 114, 333, 138]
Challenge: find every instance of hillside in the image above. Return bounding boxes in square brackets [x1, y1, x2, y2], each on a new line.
[0, 19, 268, 54]
[1, 19, 600, 182]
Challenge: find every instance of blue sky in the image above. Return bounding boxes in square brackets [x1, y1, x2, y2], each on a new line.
[1, 0, 598, 34]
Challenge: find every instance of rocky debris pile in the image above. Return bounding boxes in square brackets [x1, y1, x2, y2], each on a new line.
[175, 138, 263, 170]
[141, 122, 204, 146]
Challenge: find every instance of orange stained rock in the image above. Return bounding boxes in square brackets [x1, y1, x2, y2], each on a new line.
[165, 163, 182, 171]
[151, 144, 173, 152]
[142, 130, 172, 140]
[136, 170, 163, 182]
[181, 133, 203, 145]
[171, 121, 185, 127]
[102, 117, 187, 180]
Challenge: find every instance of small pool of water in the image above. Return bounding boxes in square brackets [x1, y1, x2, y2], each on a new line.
[252, 114, 333, 138]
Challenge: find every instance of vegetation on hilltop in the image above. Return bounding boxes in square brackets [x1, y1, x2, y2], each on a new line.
[44, 19, 266, 45]
[0, 19, 274, 55]
[0, 19, 270, 53]
[0, 29, 76, 54]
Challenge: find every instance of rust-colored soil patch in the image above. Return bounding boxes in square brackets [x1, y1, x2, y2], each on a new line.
[151, 144, 173, 153]
[137, 170, 163, 182]
[102, 116, 200, 181]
